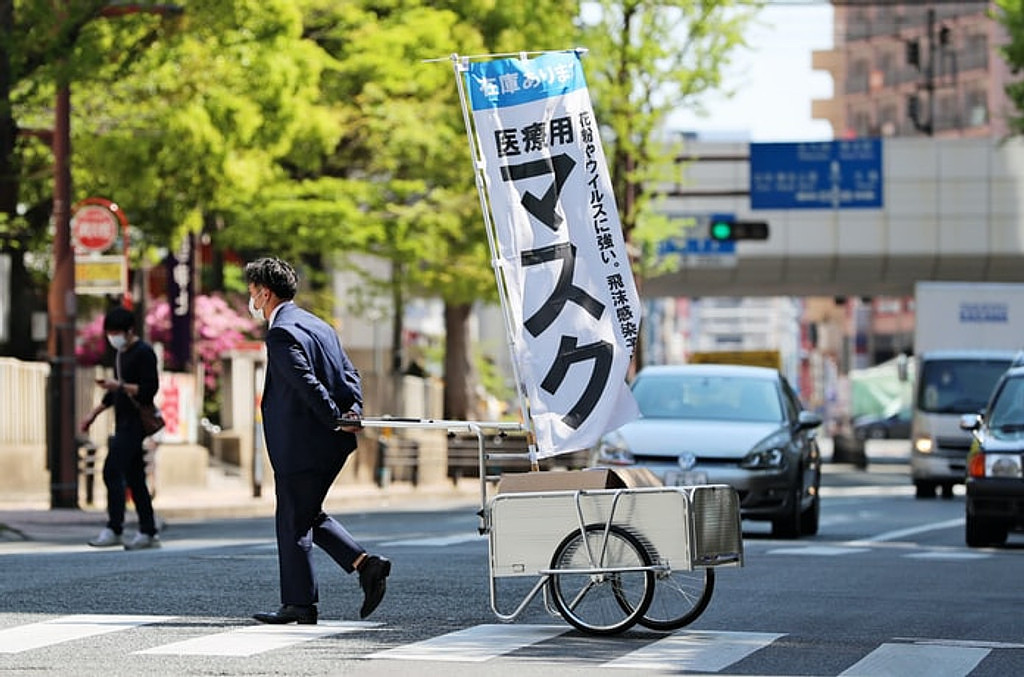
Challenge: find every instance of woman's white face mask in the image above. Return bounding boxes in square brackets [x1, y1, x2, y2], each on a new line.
[106, 333, 127, 351]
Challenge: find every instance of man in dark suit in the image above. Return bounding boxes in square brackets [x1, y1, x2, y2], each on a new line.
[246, 257, 390, 625]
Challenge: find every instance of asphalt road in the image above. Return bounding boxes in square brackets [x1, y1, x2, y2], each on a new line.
[1, 458, 1021, 676]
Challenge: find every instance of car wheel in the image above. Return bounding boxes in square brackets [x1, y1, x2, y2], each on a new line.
[867, 426, 886, 440]
[772, 483, 802, 539]
[914, 481, 936, 499]
[966, 512, 1009, 547]
[800, 492, 820, 536]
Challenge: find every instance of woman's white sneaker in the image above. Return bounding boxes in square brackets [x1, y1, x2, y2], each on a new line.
[88, 528, 122, 547]
[124, 533, 160, 550]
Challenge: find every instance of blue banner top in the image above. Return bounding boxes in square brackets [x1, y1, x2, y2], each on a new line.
[466, 51, 587, 110]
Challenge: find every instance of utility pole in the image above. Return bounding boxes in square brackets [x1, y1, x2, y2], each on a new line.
[907, 8, 937, 136]
[47, 72, 77, 508]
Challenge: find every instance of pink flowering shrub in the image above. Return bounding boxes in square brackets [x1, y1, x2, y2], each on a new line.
[77, 294, 260, 418]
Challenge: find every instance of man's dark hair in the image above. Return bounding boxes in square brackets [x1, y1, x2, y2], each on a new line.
[103, 306, 135, 333]
[245, 257, 298, 300]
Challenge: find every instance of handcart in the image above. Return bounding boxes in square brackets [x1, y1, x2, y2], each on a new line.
[359, 417, 744, 635]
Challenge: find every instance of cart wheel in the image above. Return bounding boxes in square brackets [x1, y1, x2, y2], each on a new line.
[638, 567, 715, 631]
[548, 524, 654, 636]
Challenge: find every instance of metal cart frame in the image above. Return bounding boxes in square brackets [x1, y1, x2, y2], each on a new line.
[360, 417, 744, 635]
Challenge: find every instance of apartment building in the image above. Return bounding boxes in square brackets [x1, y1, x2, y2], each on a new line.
[812, 2, 1012, 139]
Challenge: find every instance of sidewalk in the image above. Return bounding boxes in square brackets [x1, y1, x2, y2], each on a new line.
[0, 468, 483, 545]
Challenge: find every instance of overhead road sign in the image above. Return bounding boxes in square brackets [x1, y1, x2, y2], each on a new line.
[750, 139, 883, 210]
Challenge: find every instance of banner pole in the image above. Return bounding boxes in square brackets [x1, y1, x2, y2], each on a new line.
[451, 53, 539, 469]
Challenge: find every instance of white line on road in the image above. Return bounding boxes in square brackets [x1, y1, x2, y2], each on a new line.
[602, 630, 784, 672]
[839, 642, 989, 677]
[853, 518, 964, 544]
[378, 534, 483, 548]
[0, 614, 173, 653]
[368, 624, 566, 662]
[136, 620, 379, 657]
[767, 545, 872, 556]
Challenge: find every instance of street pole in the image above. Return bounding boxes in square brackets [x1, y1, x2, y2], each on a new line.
[48, 80, 78, 509]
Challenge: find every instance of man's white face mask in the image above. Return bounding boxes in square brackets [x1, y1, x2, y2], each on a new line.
[249, 293, 267, 322]
[106, 333, 127, 351]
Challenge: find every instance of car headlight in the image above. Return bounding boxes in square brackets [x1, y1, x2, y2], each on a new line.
[594, 430, 635, 466]
[914, 436, 933, 454]
[740, 432, 789, 470]
[985, 454, 1023, 478]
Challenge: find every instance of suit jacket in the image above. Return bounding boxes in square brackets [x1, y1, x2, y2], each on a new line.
[261, 302, 362, 476]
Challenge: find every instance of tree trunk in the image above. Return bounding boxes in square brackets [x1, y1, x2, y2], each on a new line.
[444, 302, 476, 419]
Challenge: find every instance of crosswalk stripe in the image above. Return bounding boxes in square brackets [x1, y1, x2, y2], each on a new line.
[602, 630, 784, 672]
[136, 620, 379, 657]
[368, 624, 566, 662]
[839, 642, 990, 676]
[0, 614, 173, 653]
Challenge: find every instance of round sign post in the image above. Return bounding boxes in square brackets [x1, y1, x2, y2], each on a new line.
[71, 205, 119, 253]
[71, 197, 131, 306]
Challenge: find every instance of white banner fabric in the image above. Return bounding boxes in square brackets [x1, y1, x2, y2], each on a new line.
[466, 51, 641, 458]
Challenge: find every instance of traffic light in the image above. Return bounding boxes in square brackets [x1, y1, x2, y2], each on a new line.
[709, 219, 769, 241]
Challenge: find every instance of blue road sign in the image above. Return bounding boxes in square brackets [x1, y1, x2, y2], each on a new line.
[750, 139, 883, 210]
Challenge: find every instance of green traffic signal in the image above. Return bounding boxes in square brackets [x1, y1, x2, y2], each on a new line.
[709, 220, 769, 241]
[710, 221, 733, 240]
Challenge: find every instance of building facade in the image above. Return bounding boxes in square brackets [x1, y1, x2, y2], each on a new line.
[812, 2, 1012, 139]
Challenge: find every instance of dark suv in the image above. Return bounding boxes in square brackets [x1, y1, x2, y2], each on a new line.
[959, 364, 1024, 547]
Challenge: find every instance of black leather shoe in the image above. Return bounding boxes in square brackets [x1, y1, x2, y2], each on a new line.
[358, 555, 391, 619]
[253, 604, 317, 625]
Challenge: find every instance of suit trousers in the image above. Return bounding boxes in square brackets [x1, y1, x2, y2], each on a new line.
[274, 464, 364, 606]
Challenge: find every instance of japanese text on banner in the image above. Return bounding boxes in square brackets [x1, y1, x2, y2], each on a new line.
[466, 51, 641, 458]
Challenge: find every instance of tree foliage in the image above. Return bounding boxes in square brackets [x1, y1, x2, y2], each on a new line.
[579, 0, 760, 267]
[997, 0, 1024, 136]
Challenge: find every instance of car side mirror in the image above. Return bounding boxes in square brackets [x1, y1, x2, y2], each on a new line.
[959, 413, 982, 431]
[797, 410, 823, 430]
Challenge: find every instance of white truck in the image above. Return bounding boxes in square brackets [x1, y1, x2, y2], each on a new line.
[908, 282, 1024, 498]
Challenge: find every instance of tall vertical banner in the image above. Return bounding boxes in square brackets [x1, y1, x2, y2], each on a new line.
[165, 233, 195, 371]
[464, 51, 641, 458]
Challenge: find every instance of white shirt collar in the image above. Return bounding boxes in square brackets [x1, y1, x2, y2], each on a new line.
[268, 300, 291, 327]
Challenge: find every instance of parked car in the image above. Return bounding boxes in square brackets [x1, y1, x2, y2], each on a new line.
[959, 363, 1024, 547]
[853, 408, 912, 440]
[591, 364, 823, 538]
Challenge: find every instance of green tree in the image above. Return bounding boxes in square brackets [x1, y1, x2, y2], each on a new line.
[997, 0, 1024, 135]
[580, 0, 760, 261]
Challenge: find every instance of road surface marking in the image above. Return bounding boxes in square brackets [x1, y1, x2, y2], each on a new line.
[767, 545, 871, 556]
[839, 642, 989, 676]
[379, 534, 483, 547]
[369, 624, 565, 662]
[136, 620, 378, 657]
[904, 551, 989, 560]
[0, 614, 173, 653]
[603, 630, 783, 672]
[855, 518, 963, 544]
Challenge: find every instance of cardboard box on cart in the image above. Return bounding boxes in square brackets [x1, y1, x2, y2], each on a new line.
[496, 466, 662, 494]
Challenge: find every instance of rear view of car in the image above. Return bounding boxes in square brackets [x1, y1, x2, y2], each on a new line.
[591, 364, 823, 539]
[960, 364, 1024, 547]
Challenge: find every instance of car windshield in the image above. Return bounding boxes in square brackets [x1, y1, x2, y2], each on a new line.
[632, 373, 784, 423]
[987, 375, 1024, 429]
[917, 358, 1013, 414]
